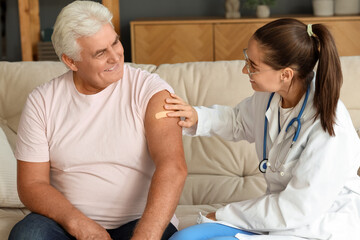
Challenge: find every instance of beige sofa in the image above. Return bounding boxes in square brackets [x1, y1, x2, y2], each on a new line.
[1, 57, 360, 239]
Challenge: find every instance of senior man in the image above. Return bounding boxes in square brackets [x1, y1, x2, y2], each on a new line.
[9, 1, 187, 240]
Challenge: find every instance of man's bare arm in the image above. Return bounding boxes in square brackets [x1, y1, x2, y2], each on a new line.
[132, 90, 187, 240]
[17, 160, 111, 239]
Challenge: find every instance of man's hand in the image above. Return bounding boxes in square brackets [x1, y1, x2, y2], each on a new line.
[69, 217, 111, 240]
[17, 160, 111, 240]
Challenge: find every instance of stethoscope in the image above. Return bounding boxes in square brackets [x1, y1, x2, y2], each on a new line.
[259, 85, 310, 175]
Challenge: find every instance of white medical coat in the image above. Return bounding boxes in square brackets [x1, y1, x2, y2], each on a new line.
[187, 80, 360, 239]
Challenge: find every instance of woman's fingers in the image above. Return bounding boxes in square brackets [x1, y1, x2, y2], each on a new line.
[170, 93, 182, 100]
[165, 98, 186, 107]
[166, 110, 190, 118]
[163, 94, 198, 127]
[164, 103, 192, 111]
[165, 97, 181, 104]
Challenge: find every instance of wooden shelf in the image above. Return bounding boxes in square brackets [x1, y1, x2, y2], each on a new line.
[18, 0, 120, 61]
[131, 15, 360, 65]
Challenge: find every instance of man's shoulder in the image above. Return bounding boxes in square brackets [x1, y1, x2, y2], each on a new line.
[31, 70, 71, 96]
[27, 70, 72, 105]
[123, 64, 171, 90]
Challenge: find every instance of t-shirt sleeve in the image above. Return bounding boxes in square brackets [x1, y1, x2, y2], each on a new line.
[133, 68, 174, 118]
[15, 89, 49, 162]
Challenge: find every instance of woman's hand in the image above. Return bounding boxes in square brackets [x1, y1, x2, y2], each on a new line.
[206, 212, 217, 221]
[164, 93, 198, 128]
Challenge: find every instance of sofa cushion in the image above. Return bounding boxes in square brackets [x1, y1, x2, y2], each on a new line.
[0, 208, 30, 238]
[0, 61, 67, 134]
[0, 122, 16, 152]
[0, 127, 23, 208]
[340, 56, 360, 130]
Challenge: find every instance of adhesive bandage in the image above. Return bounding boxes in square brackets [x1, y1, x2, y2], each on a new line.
[155, 111, 174, 119]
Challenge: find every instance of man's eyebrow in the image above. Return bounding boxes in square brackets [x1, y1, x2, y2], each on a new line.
[92, 35, 120, 57]
[112, 35, 120, 45]
[93, 47, 106, 57]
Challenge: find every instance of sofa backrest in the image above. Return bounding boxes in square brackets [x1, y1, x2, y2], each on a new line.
[0, 61, 68, 150]
[338, 56, 360, 130]
[1, 57, 359, 206]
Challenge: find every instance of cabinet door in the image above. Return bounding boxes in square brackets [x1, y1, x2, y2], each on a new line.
[214, 22, 266, 61]
[132, 24, 213, 65]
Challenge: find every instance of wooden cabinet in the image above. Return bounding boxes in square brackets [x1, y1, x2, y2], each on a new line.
[131, 22, 213, 64]
[130, 16, 360, 65]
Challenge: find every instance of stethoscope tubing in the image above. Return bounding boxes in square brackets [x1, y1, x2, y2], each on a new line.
[260, 85, 310, 174]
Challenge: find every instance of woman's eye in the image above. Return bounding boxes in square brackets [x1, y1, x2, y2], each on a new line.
[249, 64, 257, 71]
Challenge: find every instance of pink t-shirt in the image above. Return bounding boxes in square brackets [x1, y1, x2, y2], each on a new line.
[15, 64, 178, 229]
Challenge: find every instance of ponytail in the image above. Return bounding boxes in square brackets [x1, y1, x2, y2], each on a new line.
[312, 24, 342, 136]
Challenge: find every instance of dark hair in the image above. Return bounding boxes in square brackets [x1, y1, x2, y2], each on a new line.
[253, 18, 342, 136]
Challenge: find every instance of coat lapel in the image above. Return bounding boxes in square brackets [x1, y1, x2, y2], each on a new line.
[265, 93, 281, 146]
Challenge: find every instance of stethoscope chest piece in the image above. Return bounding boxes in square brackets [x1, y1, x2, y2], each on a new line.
[259, 159, 268, 173]
[259, 159, 286, 176]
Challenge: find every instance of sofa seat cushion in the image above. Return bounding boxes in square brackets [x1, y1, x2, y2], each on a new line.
[0, 208, 30, 239]
[180, 136, 266, 205]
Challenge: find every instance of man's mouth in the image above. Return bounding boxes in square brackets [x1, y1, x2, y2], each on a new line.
[105, 64, 118, 72]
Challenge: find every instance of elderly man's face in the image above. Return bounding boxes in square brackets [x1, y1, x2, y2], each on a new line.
[72, 23, 124, 94]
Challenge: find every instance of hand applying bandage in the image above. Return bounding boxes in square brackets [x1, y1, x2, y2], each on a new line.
[159, 93, 198, 128]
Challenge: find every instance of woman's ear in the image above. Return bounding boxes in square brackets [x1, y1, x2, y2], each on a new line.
[61, 54, 78, 71]
[281, 67, 294, 83]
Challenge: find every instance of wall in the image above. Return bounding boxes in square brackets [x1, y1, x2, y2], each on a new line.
[0, 0, 6, 60]
[3, 0, 313, 62]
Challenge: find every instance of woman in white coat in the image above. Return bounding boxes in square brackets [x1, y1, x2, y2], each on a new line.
[166, 18, 360, 239]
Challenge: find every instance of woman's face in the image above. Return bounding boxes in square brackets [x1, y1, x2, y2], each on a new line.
[242, 38, 283, 93]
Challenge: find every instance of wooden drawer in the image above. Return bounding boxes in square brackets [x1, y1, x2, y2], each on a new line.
[214, 22, 264, 61]
[131, 23, 213, 65]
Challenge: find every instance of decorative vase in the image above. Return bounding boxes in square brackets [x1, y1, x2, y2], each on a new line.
[256, 5, 270, 18]
[334, 0, 359, 15]
[225, 0, 241, 19]
[312, 0, 334, 16]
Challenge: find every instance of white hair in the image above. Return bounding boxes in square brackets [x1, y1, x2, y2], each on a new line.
[52, 0, 113, 62]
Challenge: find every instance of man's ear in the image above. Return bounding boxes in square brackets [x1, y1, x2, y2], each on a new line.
[62, 54, 78, 71]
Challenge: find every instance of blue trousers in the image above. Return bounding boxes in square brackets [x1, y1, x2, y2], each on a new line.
[169, 223, 257, 240]
[9, 213, 177, 240]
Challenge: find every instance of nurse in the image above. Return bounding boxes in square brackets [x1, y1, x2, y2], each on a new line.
[165, 18, 360, 239]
